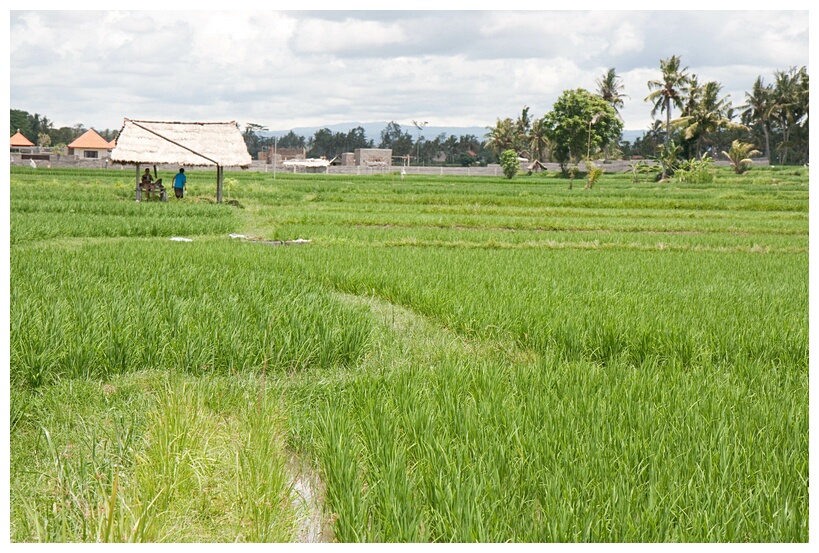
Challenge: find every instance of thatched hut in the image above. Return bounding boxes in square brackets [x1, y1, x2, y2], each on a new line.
[527, 160, 549, 173]
[111, 119, 252, 202]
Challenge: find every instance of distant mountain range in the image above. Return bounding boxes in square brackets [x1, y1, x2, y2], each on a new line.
[263, 122, 644, 144]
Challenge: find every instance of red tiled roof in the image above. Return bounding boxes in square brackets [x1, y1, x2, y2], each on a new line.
[10, 131, 34, 147]
[68, 128, 112, 149]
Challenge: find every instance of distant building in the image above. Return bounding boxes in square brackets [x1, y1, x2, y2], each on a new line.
[355, 148, 392, 167]
[67, 129, 114, 159]
[260, 147, 306, 164]
[10, 130, 35, 151]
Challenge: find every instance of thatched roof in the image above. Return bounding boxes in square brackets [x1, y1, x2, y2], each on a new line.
[111, 119, 252, 168]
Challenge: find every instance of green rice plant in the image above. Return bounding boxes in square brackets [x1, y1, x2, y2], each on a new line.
[12, 372, 297, 542]
[280, 244, 806, 371]
[10, 240, 372, 388]
[10, 167, 239, 245]
[299, 347, 807, 541]
[316, 407, 369, 542]
[279, 238, 806, 541]
[10, 167, 808, 542]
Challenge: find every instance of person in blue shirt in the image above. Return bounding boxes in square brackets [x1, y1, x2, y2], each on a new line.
[172, 168, 186, 198]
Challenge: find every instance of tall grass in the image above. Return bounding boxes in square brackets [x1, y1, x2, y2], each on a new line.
[11, 372, 298, 542]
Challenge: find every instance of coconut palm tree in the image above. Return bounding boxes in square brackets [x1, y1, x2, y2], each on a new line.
[513, 106, 533, 158]
[673, 80, 744, 158]
[515, 106, 532, 136]
[797, 66, 809, 129]
[680, 74, 700, 118]
[484, 117, 515, 158]
[646, 56, 690, 179]
[740, 76, 773, 160]
[645, 119, 665, 157]
[527, 117, 550, 163]
[596, 68, 628, 119]
[769, 66, 810, 164]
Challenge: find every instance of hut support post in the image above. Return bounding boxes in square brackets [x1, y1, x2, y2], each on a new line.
[135, 164, 142, 202]
[216, 165, 223, 203]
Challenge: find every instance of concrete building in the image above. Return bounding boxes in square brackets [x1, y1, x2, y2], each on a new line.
[355, 148, 392, 167]
[10, 130, 35, 151]
[68, 129, 114, 159]
[259, 147, 306, 164]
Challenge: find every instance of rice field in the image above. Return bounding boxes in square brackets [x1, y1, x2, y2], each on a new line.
[8, 165, 809, 542]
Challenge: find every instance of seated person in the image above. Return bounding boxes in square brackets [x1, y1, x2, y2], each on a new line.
[141, 168, 153, 188]
[140, 169, 165, 199]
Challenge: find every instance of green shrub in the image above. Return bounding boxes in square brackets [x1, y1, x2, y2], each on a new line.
[585, 161, 604, 189]
[629, 160, 658, 183]
[499, 150, 519, 180]
[722, 140, 761, 174]
[675, 155, 714, 184]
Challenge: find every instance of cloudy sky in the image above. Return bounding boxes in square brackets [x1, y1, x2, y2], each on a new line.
[9, 7, 810, 137]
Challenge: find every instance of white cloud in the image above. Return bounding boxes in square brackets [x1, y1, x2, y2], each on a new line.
[290, 18, 407, 54]
[607, 21, 644, 56]
[9, 9, 810, 133]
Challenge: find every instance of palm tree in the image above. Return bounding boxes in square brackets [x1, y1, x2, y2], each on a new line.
[770, 67, 801, 164]
[443, 135, 459, 164]
[740, 76, 773, 160]
[796, 66, 809, 129]
[645, 119, 665, 157]
[596, 68, 628, 119]
[527, 117, 550, 163]
[680, 74, 700, 117]
[514, 107, 533, 157]
[673, 80, 744, 158]
[646, 56, 690, 179]
[484, 117, 515, 159]
[646, 56, 689, 140]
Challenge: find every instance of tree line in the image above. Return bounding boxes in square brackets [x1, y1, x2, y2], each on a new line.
[10, 109, 119, 153]
[241, 121, 494, 166]
[487, 59, 808, 174]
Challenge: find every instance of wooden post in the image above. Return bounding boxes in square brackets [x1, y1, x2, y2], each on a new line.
[135, 164, 142, 202]
[216, 165, 223, 203]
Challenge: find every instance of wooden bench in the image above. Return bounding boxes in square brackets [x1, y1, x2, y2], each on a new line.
[138, 179, 167, 202]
